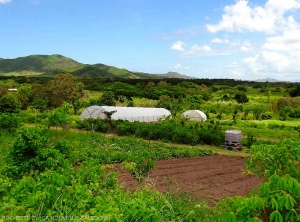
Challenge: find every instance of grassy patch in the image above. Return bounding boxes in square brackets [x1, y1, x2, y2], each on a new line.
[0, 71, 43, 76]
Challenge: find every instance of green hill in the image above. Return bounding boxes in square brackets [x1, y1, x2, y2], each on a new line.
[0, 54, 83, 74]
[0, 54, 194, 79]
[158, 71, 195, 79]
[72, 64, 149, 79]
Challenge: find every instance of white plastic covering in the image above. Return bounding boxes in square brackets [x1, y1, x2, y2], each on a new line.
[80, 106, 171, 122]
[182, 110, 207, 121]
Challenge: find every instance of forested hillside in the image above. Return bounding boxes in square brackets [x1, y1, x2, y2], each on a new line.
[0, 54, 194, 79]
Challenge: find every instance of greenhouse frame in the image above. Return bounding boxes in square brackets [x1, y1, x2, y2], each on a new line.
[80, 106, 171, 122]
[182, 110, 207, 121]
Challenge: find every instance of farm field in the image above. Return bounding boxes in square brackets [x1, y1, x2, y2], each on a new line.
[117, 155, 261, 206]
[0, 75, 299, 220]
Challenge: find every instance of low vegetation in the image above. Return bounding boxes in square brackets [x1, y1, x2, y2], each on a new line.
[0, 72, 299, 221]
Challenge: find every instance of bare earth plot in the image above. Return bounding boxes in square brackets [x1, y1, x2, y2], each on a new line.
[116, 155, 262, 206]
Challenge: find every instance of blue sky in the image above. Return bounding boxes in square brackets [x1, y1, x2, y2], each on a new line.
[1, 0, 300, 81]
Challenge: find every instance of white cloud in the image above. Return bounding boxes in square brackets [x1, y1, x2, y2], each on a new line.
[169, 64, 189, 70]
[261, 51, 291, 72]
[263, 29, 300, 51]
[183, 43, 245, 58]
[174, 64, 182, 69]
[211, 38, 230, 43]
[206, 0, 300, 34]
[190, 44, 211, 52]
[237, 50, 300, 80]
[266, 0, 300, 13]
[203, 0, 300, 80]
[225, 62, 239, 68]
[242, 54, 266, 73]
[240, 45, 252, 52]
[0, 0, 12, 3]
[170, 41, 185, 51]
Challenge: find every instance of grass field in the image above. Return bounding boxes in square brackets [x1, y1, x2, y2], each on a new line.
[250, 119, 300, 127]
[0, 71, 43, 76]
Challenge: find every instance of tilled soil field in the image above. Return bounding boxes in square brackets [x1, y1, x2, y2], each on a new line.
[116, 155, 262, 206]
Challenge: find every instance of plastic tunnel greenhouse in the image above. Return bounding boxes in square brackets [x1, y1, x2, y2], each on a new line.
[80, 106, 171, 122]
[182, 110, 207, 121]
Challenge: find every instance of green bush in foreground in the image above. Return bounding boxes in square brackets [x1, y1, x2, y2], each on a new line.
[214, 140, 300, 222]
[0, 127, 215, 221]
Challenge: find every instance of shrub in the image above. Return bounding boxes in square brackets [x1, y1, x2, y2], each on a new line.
[0, 113, 22, 132]
[6, 127, 70, 178]
[214, 140, 300, 221]
[0, 94, 21, 113]
[76, 118, 109, 133]
[261, 112, 272, 120]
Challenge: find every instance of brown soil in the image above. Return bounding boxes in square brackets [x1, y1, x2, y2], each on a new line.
[115, 155, 262, 206]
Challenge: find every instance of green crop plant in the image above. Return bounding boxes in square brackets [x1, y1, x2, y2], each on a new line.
[123, 158, 156, 184]
[0, 126, 214, 221]
[213, 140, 300, 221]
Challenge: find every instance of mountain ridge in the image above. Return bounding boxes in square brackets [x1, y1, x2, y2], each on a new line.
[255, 78, 290, 83]
[0, 54, 194, 79]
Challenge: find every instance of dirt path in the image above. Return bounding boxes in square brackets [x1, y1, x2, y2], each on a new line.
[116, 155, 261, 206]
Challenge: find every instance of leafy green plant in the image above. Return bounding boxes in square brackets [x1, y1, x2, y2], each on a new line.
[6, 127, 70, 178]
[110, 119, 224, 146]
[214, 173, 300, 222]
[235, 92, 249, 104]
[246, 132, 257, 148]
[123, 158, 156, 184]
[46, 103, 71, 130]
[0, 113, 22, 132]
[245, 140, 300, 180]
[0, 94, 21, 113]
[214, 140, 300, 222]
[279, 106, 290, 121]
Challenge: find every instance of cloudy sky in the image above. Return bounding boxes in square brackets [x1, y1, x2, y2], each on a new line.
[1, 0, 300, 81]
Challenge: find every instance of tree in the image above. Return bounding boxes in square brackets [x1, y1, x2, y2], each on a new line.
[289, 83, 300, 97]
[224, 88, 238, 98]
[3, 79, 18, 88]
[234, 92, 249, 104]
[108, 82, 141, 97]
[47, 74, 84, 112]
[156, 100, 171, 110]
[98, 91, 116, 106]
[214, 103, 229, 120]
[47, 104, 70, 130]
[16, 84, 32, 110]
[30, 83, 48, 102]
[252, 106, 266, 120]
[0, 95, 21, 113]
[159, 95, 171, 103]
[145, 82, 156, 89]
[31, 99, 47, 113]
[0, 87, 7, 98]
[170, 104, 182, 118]
[278, 106, 290, 121]
[103, 110, 117, 132]
[157, 81, 168, 87]
[243, 107, 251, 120]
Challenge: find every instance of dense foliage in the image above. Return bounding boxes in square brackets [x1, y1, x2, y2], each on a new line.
[214, 140, 300, 222]
[0, 127, 214, 221]
[0, 94, 21, 113]
[77, 118, 224, 146]
[0, 73, 300, 221]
